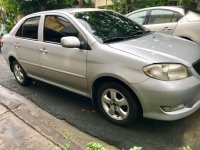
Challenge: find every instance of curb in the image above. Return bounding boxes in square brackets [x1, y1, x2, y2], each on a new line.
[0, 85, 118, 150]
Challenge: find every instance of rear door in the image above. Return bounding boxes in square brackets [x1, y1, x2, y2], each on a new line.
[14, 16, 43, 77]
[144, 9, 181, 34]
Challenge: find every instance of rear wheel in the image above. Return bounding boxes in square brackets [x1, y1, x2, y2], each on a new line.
[12, 60, 31, 86]
[97, 82, 140, 125]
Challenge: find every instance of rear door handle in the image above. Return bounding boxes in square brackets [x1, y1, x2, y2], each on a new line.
[40, 48, 48, 54]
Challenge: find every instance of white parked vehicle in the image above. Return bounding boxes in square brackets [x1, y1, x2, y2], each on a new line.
[126, 6, 200, 45]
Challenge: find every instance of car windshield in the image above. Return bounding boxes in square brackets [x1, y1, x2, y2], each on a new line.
[73, 10, 150, 43]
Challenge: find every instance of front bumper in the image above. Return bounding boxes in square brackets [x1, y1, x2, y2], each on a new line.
[133, 76, 200, 121]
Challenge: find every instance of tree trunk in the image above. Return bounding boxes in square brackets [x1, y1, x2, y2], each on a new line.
[79, 0, 84, 8]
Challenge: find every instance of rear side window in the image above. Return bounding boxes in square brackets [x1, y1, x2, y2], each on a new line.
[148, 10, 174, 24]
[16, 17, 40, 40]
[127, 11, 148, 25]
[43, 15, 79, 43]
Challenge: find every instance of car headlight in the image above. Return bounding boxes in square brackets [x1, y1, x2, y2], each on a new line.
[143, 64, 191, 81]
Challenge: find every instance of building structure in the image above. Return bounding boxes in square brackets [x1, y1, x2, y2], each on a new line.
[94, 0, 112, 8]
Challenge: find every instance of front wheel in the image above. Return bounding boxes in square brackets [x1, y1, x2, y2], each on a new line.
[97, 82, 141, 125]
[12, 60, 31, 86]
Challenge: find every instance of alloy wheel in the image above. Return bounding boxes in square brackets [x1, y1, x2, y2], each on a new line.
[101, 88, 129, 121]
[14, 63, 25, 83]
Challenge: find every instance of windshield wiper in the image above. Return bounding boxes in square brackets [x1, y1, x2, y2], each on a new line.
[103, 37, 125, 43]
[103, 31, 151, 43]
[125, 30, 151, 39]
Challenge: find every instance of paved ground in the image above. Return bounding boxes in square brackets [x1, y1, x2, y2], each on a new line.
[0, 103, 60, 150]
[0, 85, 116, 150]
[0, 53, 200, 150]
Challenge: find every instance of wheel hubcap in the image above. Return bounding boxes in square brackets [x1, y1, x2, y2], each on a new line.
[101, 89, 129, 120]
[14, 64, 24, 83]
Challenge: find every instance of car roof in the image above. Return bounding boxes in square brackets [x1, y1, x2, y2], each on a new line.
[30, 8, 104, 16]
[126, 6, 185, 16]
[62, 8, 103, 13]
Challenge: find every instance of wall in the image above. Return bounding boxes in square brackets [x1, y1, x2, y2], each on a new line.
[95, 0, 112, 8]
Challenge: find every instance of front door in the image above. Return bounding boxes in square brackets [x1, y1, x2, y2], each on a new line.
[40, 15, 88, 94]
[145, 9, 179, 34]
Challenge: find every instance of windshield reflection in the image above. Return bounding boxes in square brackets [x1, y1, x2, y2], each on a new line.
[74, 10, 150, 43]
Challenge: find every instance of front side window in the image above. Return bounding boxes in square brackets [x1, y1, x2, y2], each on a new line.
[74, 11, 150, 43]
[127, 11, 148, 25]
[43, 15, 79, 43]
[171, 12, 182, 22]
[148, 10, 174, 24]
[16, 17, 40, 40]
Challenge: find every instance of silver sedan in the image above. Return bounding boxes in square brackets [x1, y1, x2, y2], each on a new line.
[2, 8, 200, 125]
[126, 6, 200, 45]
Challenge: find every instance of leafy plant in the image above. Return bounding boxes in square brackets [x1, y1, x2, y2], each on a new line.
[61, 143, 70, 150]
[60, 134, 70, 150]
[86, 142, 107, 150]
[183, 146, 192, 150]
[129, 146, 142, 150]
[84, 0, 95, 8]
[140, 0, 168, 8]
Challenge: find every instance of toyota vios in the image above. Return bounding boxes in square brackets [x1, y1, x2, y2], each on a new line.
[2, 9, 200, 125]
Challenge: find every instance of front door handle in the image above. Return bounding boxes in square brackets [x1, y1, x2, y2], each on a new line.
[40, 48, 48, 54]
[14, 43, 20, 48]
[163, 27, 172, 31]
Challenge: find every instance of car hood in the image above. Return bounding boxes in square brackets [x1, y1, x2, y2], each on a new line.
[108, 32, 200, 67]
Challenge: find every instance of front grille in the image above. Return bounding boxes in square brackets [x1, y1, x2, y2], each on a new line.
[193, 59, 200, 75]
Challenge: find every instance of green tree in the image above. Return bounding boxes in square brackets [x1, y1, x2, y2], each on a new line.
[84, 0, 95, 8]
[110, 0, 128, 14]
[0, 0, 77, 31]
[110, 0, 143, 14]
[140, 0, 168, 8]
[180, 0, 200, 11]
[17, 0, 77, 15]
[0, 0, 21, 31]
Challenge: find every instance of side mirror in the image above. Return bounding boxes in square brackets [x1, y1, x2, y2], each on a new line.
[61, 36, 80, 48]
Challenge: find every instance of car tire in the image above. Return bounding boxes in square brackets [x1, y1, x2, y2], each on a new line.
[12, 60, 31, 86]
[97, 82, 140, 125]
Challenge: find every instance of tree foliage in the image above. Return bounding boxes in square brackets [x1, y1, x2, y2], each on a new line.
[140, 0, 168, 8]
[84, 0, 95, 8]
[0, 0, 21, 31]
[180, 0, 200, 10]
[110, 0, 200, 14]
[110, 0, 126, 13]
[1, 0, 200, 32]
[0, 0, 78, 31]
[109, 0, 139, 14]
[17, 0, 77, 15]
